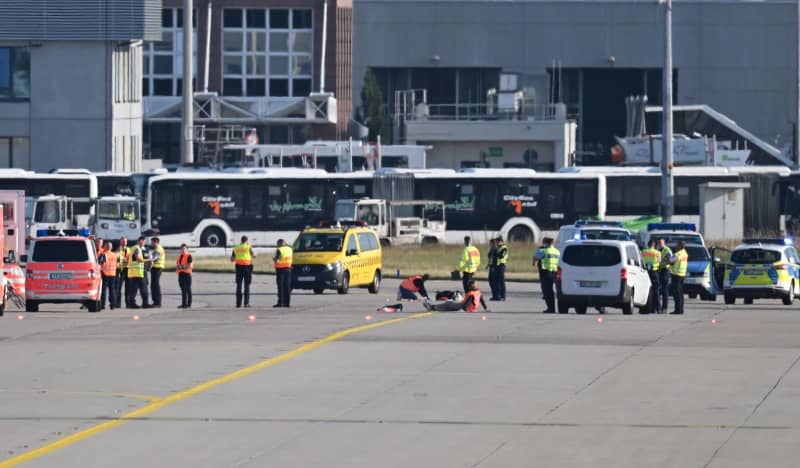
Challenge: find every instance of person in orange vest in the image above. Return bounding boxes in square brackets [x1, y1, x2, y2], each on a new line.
[424, 280, 488, 313]
[397, 273, 430, 301]
[176, 243, 193, 309]
[231, 235, 256, 308]
[99, 241, 117, 310]
[273, 239, 293, 308]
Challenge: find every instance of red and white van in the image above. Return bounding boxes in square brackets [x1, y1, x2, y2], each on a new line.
[24, 236, 101, 312]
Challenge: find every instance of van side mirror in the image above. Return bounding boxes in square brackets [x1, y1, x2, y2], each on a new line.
[347, 248, 358, 256]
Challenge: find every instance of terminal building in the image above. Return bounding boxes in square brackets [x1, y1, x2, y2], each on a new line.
[0, 0, 161, 171]
[353, 0, 799, 170]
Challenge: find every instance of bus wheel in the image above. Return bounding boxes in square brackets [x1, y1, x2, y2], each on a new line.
[508, 225, 533, 243]
[421, 237, 438, 247]
[200, 227, 226, 248]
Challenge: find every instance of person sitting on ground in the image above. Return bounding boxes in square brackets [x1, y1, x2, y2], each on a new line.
[397, 273, 431, 301]
[424, 280, 488, 313]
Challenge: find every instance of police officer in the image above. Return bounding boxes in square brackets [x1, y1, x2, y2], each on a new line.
[641, 239, 662, 314]
[273, 239, 293, 308]
[535, 237, 560, 313]
[126, 236, 150, 308]
[669, 241, 689, 315]
[115, 237, 128, 308]
[231, 235, 255, 308]
[176, 243, 193, 309]
[487, 239, 498, 299]
[456, 236, 481, 292]
[489, 236, 508, 301]
[149, 237, 165, 308]
[657, 238, 673, 314]
[99, 241, 117, 310]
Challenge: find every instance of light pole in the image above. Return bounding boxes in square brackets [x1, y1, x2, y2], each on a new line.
[181, 0, 195, 165]
[661, 0, 674, 221]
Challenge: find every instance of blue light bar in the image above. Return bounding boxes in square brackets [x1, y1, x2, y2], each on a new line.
[647, 223, 697, 232]
[78, 228, 91, 237]
[575, 219, 623, 228]
[36, 229, 49, 237]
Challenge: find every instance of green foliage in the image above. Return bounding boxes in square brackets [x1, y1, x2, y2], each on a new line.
[360, 68, 389, 141]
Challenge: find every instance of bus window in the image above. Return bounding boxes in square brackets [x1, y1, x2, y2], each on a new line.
[539, 182, 565, 214]
[265, 182, 325, 230]
[151, 181, 187, 233]
[573, 182, 596, 214]
[607, 177, 658, 216]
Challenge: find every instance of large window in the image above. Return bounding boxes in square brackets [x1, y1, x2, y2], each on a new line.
[0, 137, 30, 169]
[143, 8, 197, 96]
[0, 47, 30, 100]
[222, 8, 313, 97]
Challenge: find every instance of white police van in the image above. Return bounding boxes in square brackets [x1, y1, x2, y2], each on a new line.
[555, 220, 633, 253]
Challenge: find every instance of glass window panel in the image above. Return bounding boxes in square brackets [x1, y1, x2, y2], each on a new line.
[153, 55, 173, 74]
[223, 31, 243, 52]
[161, 9, 173, 27]
[142, 78, 149, 96]
[246, 78, 266, 96]
[223, 56, 243, 75]
[0, 49, 8, 98]
[291, 55, 311, 76]
[153, 79, 172, 96]
[269, 32, 288, 52]
[176, 78, 195, 97]
[12, 138, 30, 170]
[223, 78, 243, 96]
[269, 55, 288, 75]
[247, 9, 266, 28]
[246, 56, 266, 75]
[12, 48, 29, 98]
[269, 78, 288, 97]
[270, 9, 289, 29]
[143, 55, 149, 74]
[292, 9, 312, 29]
[292, 78, 311, 97]
[154, 31, 173, 51]
[291, 31, 312, 53]
[246, 31, 266, 52]
[176, 8, 196, 28]
[0, 139, 9, 167]
[223, 9, 243, 28]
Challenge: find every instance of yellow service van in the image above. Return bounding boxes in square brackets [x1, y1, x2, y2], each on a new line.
[291, 225, 382, 294]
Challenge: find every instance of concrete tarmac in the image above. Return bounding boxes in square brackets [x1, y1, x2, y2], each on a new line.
[0, 273, 799, 467]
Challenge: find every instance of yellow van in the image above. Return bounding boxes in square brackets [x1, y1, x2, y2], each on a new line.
[291, 225, 382, 294]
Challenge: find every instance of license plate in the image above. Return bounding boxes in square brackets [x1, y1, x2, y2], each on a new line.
[744, 269, 762, 276]
[579, 281, 602, 288]
[297, 276, 315, 281]
[49, 273, 73, 280]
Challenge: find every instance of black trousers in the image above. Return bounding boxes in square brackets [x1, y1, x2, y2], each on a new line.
[489, 265, 506, 299]
[462, 272, 474, 292]
[541, 270, 556, 312]
[659, 269, 671, 312]
[115, 269, 127, 307]
[647, 271, 661, 313]
[276, 268, 292, 306]
[178, 273, 192, 307]
[101, 275, 117, 309]
[671, 275, 685, 314]
[150, 268, 162, 306]
[235, 264, 253, 307]
[127, 277, 148, 307]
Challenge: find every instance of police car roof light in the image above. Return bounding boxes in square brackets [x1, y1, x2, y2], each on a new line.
[647, 223, 697, 232]
[742, 238, 793, 246]
[575, 219, 623, 228]
[78, 228, 91, 237]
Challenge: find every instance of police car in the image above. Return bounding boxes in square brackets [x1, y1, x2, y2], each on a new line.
[639, 223, 705, 248]
[723, 238, 800, 305]
[555, 220, 632, 252]
[683, 243, 717, 301]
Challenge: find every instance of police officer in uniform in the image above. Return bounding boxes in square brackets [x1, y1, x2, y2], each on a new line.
[149, 237, 166, 308]
[231, 236, 255, 308]
[273, 239, 293, 308]
[492, 236, 508, 301]
[534, 237, 560, 313]
[657, 238, 673, 314]
[641, 239, 662, 314]
[669, 241, 689, 315]
[457, 236, 481, 292]
[127, 236, 150, 308]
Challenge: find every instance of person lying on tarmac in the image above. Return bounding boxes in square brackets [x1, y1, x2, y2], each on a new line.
[424, 280, 488, 313]
[397, 273, 431, 301]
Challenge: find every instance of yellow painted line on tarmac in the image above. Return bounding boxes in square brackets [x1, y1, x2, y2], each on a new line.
[0, 312, 434, 467]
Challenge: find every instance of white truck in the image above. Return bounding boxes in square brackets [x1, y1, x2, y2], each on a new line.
[334, 198, 446, 246]
[29, 194, 95, 237]
[94, 195, 141, 243]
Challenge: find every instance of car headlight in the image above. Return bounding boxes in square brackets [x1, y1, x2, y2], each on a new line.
[325, 261, 342, 271]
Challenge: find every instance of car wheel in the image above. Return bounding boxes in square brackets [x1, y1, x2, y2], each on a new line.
[337, 272, 350, 294]
[724, 293, 735, 305]
[368, 271, 381, 294]
[783, 282, 795, 305]
[688, 293, 698, 299]
[25, 300, 38, 312]
[313, 288, 325, 295]
[744, 297, 754, 305]
[200, 227, 226, 248]
[557, 300, 569, 314]
[622, 291, 634, 315]
[575, 305, 587, 315]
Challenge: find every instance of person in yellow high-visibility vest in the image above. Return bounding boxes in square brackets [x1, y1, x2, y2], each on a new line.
[149, 237, 166, 308]
[127, 236, 150, 309]
[231, 235, 256, 308]
[640, 239, 662, 314]
[669, 241, 689, 315]
[534, 237, 560, 313]
[456, 236, 481, 292]
[273, 239, 293, 308]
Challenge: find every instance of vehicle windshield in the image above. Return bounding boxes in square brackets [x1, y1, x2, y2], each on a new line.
[563, 244, 622, 267]
[294, 233, 345, 252]
[658, 233, 703, 246]
[685, 246, 710, 261]
[98, 201, 139, 221]
[581, 229, 631, 241]
[731, 248, 782, 264]
[32, 240, 89, 262]
[33, 200, 61, 223]
[334, 202, 356, 221]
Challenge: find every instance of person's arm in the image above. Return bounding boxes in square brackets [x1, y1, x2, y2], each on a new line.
[497, 247, 508, 262]
[250, 247, 256, 258]
[187, 254, 193, 270]
[416, 279, 429, 299]
[480, 296, 488, 310]
[461, 295, 474, 311]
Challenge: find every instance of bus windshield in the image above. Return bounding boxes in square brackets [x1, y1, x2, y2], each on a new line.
[34, 200, 62, 223]
[98, 201, 139, 221]
[334, 202, 357, 221]
[294, 233, 344, 252]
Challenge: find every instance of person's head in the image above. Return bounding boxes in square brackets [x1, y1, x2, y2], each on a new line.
[241, 235, 248, 244]
[496, 236, 504, 244]
[277, 239, 285, 247]
[467, 280, 478, 291]
[464, 236, 471, 246]
[677, 241, 686, 251]
[648, 239, 657, 248]
[422, 273, 430, 281]
[543, 237, 553, 247]
[180, 243, 188, 254]
[658, 238, 666, 248]
[104, 241, 113, 251]
[119, 236, 127, 247]
[137, 235, 146, 245]
[150, 237, 160, 246]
